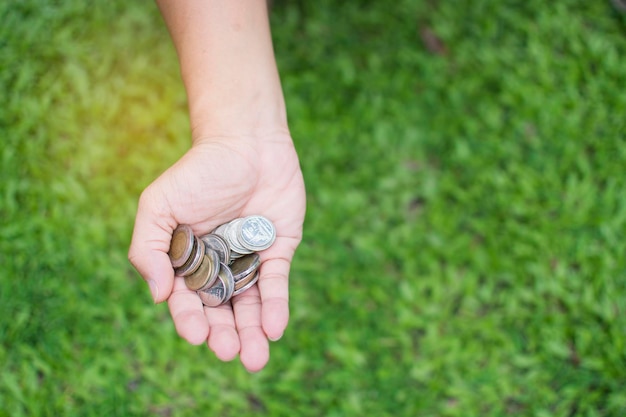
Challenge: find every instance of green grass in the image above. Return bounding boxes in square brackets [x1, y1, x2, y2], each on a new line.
[1, 0, 625, 416]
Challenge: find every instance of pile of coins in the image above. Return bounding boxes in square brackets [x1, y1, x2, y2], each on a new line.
[168, 215, 276, 307]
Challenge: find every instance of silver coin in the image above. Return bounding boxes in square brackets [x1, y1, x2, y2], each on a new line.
[233, 271, 259, 297]
[197, 262, 235, 307]
[228, 251, 245, 262]
[220, 262, 235, 302]
[174, 237, 205, 277]
[230, 253, 261, 282]
[197, 278, 225, 307]
[211, 223, 229, 238]
[237, 215, 276, 251]
[226, 218, 253, 255]
[200, 233, 231, 265]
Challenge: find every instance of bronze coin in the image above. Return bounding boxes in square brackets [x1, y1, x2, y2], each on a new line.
[175, 237, 205, 277]
[229, 253, 261, 282]
[235, 271, 259, 295]
[169, 224, 194, 268]
[234, 270, 259, 293]
[184, 247, 219, 291]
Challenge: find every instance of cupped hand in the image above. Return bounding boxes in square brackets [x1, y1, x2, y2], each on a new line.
[128, 131, 305, 372]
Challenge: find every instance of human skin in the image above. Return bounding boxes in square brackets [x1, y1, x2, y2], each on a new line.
[128, 0, 306, 372]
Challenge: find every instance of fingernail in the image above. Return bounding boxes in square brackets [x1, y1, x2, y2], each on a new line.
[148, 279, 159, 303]
[268, 333, 283, 342]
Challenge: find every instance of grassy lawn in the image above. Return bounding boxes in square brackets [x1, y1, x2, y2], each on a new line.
[1, 0, 625, 416]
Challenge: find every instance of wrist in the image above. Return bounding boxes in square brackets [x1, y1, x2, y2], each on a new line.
[187, 79, 288, 141]
[157, 0, 287, 140]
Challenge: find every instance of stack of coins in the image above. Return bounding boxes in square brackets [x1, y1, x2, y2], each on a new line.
[212, 215, 276, 260]
[168, 215, 276, 307]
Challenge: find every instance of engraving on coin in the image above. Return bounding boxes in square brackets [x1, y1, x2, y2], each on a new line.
[197, 278, 225, 307]
[238, 215, 276, 251]
[198, 262, 235, 307]
[169, 224, 194, 268]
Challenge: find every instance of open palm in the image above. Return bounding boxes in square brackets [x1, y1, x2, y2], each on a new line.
[129, 132, 305, 372]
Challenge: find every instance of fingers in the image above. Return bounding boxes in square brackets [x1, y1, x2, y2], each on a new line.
[199, 239, 292, 372]
[128, 187, 176, 304]
[204, 303, 240, 361]
[168, 277, 210, 345]
[203, 287, 271, 373]
[197, 244, 290, 372]
[232, 285, 269, 372]
[257, 251, 292, 342]
[154, 254, 289, 372]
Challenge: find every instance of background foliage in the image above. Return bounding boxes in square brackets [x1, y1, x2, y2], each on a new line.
[1, 1, 625, 415]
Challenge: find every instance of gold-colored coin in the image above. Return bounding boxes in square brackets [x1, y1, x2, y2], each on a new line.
[184, 248, 220, 291]
[234, 269, 258, 291]
[233, 271, 259, 296]
[175, 237, 205, 277]
[169, 224, 194, 268]
[230, 253, 260, 282]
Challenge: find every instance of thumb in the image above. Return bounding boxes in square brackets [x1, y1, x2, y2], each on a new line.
[128, 187, 176, 304]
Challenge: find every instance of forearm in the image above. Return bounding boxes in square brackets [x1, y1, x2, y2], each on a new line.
[156, 0, 287, 140]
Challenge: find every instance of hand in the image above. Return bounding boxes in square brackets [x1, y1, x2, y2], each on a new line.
[128, 131, 306, 372]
